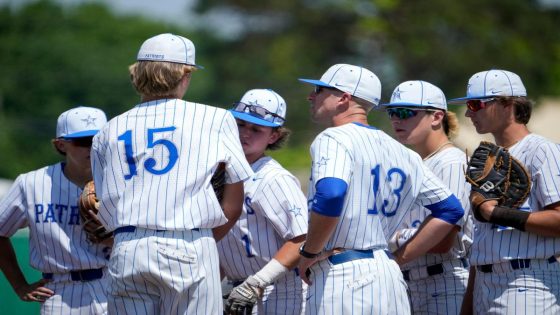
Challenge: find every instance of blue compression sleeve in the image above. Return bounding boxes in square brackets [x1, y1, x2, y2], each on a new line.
[425, 195, 464, 225]
[311, 177, 348, 217]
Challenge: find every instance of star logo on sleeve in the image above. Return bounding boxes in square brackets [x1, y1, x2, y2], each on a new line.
[81, 115, 97, 127]
[288, 206, 302, 217]
[315, 157, 330, 168]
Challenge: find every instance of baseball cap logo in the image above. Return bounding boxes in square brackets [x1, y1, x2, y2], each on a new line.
[82, 115, 98, 127]
[391, 87, 402, 100]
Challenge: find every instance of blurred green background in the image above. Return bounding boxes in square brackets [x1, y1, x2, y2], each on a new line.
[0, 0, 559, 313]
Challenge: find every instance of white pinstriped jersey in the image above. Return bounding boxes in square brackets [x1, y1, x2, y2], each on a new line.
[400, 147, 473, 269]
[308, 123, 453, 251]
[218, 156, 308, 281]
[470, 133, 560, 265]
[91, 99, 253, 231]
[0, 163, 109, 272]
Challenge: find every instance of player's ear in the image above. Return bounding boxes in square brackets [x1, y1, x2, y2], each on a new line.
[268, 129, 281, 144]
[431, 110, 445, 127]
[52, 138, 68, 155]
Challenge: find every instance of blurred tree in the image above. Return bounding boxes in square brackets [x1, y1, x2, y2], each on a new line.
[0, 1, 206, 178]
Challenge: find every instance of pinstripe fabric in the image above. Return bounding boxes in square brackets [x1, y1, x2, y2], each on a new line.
[305, 122, 456, 314]
[107, 228, 221, 315]
[0, 163, 110, 314]
[470, 134, 560, 314]
[91, 99, 252, 315]
[397, 147, 472, 314]
[41, 276, 109, 315]
[0, 163, 110, 272]
[308, 123, 453, 251]
[91, 99, 253, 231]
[305, 250, 409, 315]
[217, 156, 308, 315]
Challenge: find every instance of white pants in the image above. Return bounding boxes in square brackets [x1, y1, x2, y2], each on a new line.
[474, 258, 560, 314]
[405, 261, 469, 315]
[107, 228, 222, 315]
[41, 275, 108, 315]
[305, 249, 410, 315]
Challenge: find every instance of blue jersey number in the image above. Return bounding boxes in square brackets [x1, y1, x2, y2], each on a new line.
[368, 164, 407, 217]
[241, 234, 255, 257]
[118, 127, 178, 180]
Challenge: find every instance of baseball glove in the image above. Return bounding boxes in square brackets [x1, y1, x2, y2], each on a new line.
[78, 181, 113, 243]
[465, 141, 531, 221]
[211, 162, 226, 203]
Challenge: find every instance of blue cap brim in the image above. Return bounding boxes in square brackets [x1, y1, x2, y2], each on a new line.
[448, 95, 496, 104]
[298, 78, 333, 88]
[379, 102, 429, 108]
[62, 130, 99, 139]
[230, 111, 282, 127]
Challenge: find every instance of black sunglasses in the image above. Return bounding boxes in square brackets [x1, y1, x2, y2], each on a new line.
[65, 137, 94, 147]
[386, 108, 436, 120]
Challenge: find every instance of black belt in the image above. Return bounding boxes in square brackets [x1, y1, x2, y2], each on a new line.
[42, 268, 103, 282]
[477, 256, 558, 273]
[114, 226, 199, 235]
[402, 258, 469, 281]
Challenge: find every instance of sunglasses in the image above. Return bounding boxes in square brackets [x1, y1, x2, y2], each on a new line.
[386, 108, 436, 120]
[466, 98, 496, 112]
[232, 102, 285, 124]
[314, 85, 338, 94]
[66, 137, 94, 147]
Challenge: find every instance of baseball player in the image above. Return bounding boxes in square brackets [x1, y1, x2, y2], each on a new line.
[450, 69, 560, 314]
[0, 106, 109, 314]
[382, 80, 473, 314]
[218, 89, 308, 314]
[90, 33, 253, 315]
[296, 64, 465, 314]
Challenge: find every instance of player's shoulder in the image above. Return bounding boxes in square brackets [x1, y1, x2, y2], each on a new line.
[513, 133, 559, 166]
[14, 163, 60, 185]
[252, 156, 298, 184]
[431, 146, 466, 165]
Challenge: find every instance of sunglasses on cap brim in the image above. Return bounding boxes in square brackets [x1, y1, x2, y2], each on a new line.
[232, 102, 285, 124]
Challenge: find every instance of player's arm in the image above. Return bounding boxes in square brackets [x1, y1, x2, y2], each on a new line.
[0, 237, 54, 302]
[460, 266, 476, 315]
[212, 181, 244, 241]
[477, 200, 560, 237]
[298, 177, 347, 285]
[394, 195, 463, 265]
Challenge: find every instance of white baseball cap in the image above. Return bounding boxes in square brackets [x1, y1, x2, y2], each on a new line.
[449, 69, 526, 103]
[56, 106, 107, 139]
[298, 64, 382, 106]
[381, 80, 447, 111]
[137, 33, 203, 69]
[230, 89, 286, 127]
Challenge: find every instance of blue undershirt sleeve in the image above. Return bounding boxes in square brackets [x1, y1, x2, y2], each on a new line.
[311, 177, 348, 217]
[425, 195, 464, 225]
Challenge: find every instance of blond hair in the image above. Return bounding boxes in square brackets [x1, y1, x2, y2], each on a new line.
[442, 111, 459, 139]
[129, 61, 197, 97]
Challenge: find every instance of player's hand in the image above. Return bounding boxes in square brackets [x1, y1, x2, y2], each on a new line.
[298, 256, 318, 285]
[225, 276, 262, 315]
[15, 278, 54, 302]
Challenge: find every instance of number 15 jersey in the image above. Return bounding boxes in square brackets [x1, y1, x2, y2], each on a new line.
[308, 122, 453, 251]
[91, 99, 253, 231]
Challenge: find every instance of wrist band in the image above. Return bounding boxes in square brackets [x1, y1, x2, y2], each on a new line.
[489, 206, 530, 231]
[299, 244, 321, 258]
